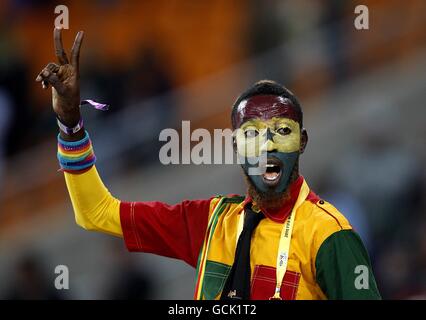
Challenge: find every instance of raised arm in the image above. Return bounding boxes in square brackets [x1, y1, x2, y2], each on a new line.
[35, 29, 211, 266]
[36, 28, 122, 236]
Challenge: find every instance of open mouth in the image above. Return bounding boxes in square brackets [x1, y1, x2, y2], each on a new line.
[261, 157, 282, 187]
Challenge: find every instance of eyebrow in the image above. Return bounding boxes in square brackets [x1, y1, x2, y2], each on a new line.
[276, 120, 296, 126]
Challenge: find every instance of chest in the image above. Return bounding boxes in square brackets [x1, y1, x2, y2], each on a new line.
[200, 210, 325, 300]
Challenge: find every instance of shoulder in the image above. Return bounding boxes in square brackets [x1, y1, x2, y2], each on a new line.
[299, 195, 353, 255]
[208, 194, 245, 217]
[210, 194, 244, 205]
[310, 198, 352, 231]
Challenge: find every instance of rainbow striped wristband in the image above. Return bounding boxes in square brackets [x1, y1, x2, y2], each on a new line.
[57, 130, 96, 173]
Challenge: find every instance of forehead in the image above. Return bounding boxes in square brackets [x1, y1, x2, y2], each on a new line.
[233, 94, 300, 128]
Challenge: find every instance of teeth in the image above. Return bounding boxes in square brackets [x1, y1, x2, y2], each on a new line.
[263, 172, 279, 181]
[266, 164, 279, 168]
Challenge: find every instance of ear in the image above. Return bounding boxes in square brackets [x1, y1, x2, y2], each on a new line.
[300, 128, 308, 154]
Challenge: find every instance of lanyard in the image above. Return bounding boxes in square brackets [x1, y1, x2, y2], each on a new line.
[236, 180, 310, 300]
[271, 180, 309, 299]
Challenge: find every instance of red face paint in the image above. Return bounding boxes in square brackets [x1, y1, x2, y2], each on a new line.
[232, 95, 301, 128]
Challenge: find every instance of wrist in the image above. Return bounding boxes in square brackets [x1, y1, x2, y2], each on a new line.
[56, 110, 81, 127]
[55, 99, 109, 142]
[59, 126, 86, 141]
[57, 113, 85, 141]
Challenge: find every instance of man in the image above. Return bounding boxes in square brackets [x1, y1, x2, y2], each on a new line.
[36, 28, 381, 300]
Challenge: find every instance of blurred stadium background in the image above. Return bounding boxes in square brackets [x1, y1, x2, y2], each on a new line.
[0, 0, 425, 299]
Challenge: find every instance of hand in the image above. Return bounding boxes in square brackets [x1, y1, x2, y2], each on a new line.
[36, 28, 84, 128]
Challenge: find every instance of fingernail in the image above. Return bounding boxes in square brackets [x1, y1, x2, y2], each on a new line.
[36, 75, 41, 81]
[42, 70, 49, 77]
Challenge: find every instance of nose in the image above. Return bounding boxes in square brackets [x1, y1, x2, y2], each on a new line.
[266, 128, 274, 141]
[265, 140, 277, 152]
[260, 129, 277, 153]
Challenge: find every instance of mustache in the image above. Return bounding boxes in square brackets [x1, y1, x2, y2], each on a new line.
[243, 161, 299, 209]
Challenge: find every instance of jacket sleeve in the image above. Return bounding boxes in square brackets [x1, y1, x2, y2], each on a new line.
[64, 165, 212, 267]
[315, 230, 381, 299]
[119, 198, 212, 267]
[64, 166, 122, 237]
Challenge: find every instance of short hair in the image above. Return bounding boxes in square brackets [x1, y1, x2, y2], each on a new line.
[231, 80, 303, 128]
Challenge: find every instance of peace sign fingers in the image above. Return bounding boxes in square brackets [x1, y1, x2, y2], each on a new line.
[70, 31, 84, 70]
[54, 27, 69, 65]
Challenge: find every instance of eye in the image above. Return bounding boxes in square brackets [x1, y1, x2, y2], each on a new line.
[244, 129, 259, 138]
[277, 127, 291, 135]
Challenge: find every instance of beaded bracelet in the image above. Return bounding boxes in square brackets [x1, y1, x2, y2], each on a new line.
[57, 130, 96, 173]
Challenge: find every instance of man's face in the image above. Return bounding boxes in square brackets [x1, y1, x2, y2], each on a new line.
[234, 95, 303, 195]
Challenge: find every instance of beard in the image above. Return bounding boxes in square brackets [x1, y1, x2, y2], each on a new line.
[244, 162, 299, 210]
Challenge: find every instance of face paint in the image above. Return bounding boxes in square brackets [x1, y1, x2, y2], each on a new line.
[240, 151, 298, 194]
[235, 117, 301, 195]
[236, 118, 301, 157]
[232, 95, 301, 129]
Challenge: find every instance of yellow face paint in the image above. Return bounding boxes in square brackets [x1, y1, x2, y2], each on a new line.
[236, 117, 301, 157]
